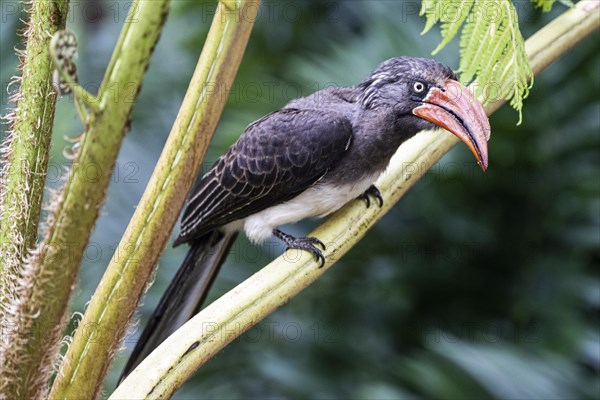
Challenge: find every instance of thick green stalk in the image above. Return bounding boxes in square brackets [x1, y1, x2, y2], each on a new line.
[49, 1, 261, 398]
[0, 1, 170, 398]
[0, 0, 69, 397]
[0, 0, 68, 301]
[111, 1, 600, 397]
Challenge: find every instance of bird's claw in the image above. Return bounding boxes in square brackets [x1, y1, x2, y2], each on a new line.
[304, 236, 326, 250]
[273, 229, 326, 268]
[358, 185, 383, 208]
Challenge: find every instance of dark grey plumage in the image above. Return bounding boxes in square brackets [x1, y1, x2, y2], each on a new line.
[120, 57, 479, 382]
[176, 108, 353, 244]
[175, 57, 456, 246]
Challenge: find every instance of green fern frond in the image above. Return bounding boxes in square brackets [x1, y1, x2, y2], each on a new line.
[465, 0, 532, 124]
[421, 0, 444, 34]
[433, 0, 475, 55]
[458, 0, 490, 83]
[420, 0, 566, 124]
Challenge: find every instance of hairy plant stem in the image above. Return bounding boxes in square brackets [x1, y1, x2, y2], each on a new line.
[0, 0, 68, 300]
[49, 1, 261, 398]
[0, 1, 170, 399]
[111, 1, 599, 398]
[0, 0, 69, 398]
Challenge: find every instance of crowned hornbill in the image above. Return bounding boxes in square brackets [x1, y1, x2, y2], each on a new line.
[120, 57, 490, 380]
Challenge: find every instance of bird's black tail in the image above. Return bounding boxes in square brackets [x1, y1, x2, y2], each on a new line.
[119, 230, 238, 383]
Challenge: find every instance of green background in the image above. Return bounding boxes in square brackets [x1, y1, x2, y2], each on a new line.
[1, 1, 598, 398]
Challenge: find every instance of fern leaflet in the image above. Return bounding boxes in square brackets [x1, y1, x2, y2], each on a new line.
[420, 0, 569, 123]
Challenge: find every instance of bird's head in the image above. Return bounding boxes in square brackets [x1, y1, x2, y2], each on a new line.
[358, 57, 491, 170]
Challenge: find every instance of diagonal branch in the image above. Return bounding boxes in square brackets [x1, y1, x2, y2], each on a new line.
[111, 1, 600, 398]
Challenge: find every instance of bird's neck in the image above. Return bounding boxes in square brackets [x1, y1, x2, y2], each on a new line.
[352, 109, 421, 167]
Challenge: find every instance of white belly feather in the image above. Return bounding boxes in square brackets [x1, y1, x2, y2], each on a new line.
[243, 173, 380, 243]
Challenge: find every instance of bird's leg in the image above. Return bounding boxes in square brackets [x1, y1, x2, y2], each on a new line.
[358, 185, 384, 208]
[273, 229, 326, 267]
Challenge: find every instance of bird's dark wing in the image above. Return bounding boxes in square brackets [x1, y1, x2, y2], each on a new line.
[175, 108, 353, 245]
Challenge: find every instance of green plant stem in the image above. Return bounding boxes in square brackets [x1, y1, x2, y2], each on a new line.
[111, 1, 600, 397]
[0, 0, 69, 397]
[0, 1, 170, 399]
[49, 1, 261, 398]
[0, 0, 68, 292]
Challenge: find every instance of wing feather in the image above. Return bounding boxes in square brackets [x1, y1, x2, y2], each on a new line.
[175, 108, 352, 246]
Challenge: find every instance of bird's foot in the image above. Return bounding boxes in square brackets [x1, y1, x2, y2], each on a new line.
[273, 229, 326, 267]
[358, 185, 383, 208]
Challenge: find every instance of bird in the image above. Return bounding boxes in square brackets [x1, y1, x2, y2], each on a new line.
[120, 56, 490, 380]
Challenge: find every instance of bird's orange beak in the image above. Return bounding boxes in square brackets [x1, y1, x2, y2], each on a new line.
[413, 79, 491, 171]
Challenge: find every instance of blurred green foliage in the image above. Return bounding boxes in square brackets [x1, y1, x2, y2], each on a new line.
[2, 1, 598, 398]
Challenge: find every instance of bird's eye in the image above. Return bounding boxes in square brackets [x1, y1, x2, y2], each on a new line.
[413, 81, 426, 93]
